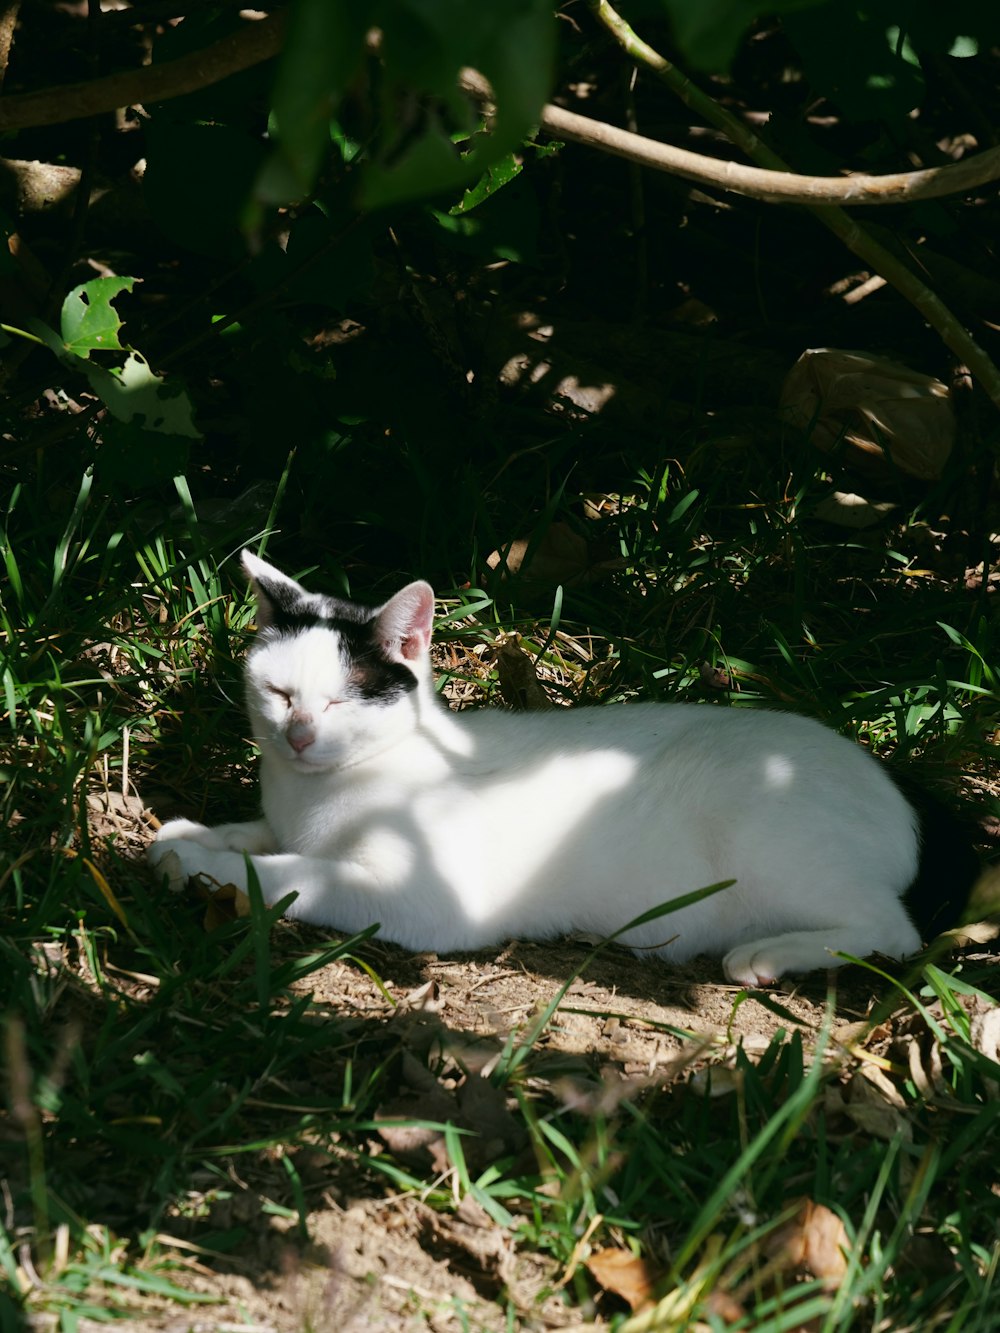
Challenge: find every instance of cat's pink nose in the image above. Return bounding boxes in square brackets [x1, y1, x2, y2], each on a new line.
[288, 716, 315, 752]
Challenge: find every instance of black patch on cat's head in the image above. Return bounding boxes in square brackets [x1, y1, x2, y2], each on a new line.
[260, 599, 419, 705]
[243, 551, 425, 705]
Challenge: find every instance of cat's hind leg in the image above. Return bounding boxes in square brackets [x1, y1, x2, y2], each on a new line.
[723, 915, 921, 987]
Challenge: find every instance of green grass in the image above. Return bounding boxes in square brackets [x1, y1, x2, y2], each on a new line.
[2, 456, 1000, 1329]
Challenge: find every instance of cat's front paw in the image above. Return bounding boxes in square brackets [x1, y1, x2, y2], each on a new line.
[722, 944, 780, 988]
[210, 818, 276, 855]
[151, 817, 228, 853]
[149, 820, 234, 892]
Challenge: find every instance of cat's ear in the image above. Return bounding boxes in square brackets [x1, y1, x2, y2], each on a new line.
[375, 581, 435, 664]
[241, 550, 308, 629]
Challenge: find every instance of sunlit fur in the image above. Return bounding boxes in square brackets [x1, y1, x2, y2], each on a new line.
[150, 552, 939, 986]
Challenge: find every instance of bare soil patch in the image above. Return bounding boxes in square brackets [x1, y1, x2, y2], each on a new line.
[33, 885, 998, 1333]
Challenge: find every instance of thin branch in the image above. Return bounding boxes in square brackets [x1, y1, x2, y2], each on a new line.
[583, 2, 1000, 415]
[0, 11, 285, 131]
[459, 67, 1000, 208]
[539, 101, 1000, 206]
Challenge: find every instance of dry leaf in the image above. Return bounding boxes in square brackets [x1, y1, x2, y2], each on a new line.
[765, 1199, 849, 1289]
[377, 1067, 523, 1175]
[812, 491, 897, 529]
[456, 1074, 525, 1162]
[856, 1062, 906, 1109]
[781, 348, 955, 480]
[585, 1247, 660, 1311]
[667, 296, 718, 327]
[495, 635, 555, 710]
[941, 920, 1000, 948]
[969, 1005, 1000, 1098]
[844, 1069, 911, 1141]
[486, 521, 592, 586]
[401, 979, 445, 1012]
[893, 1231, 959, 1286]
[698, 662, 731, 690]
[689, 1065, 743, 1097]
[192, 877, 251, 930]
[703, 1288, 744, 1323]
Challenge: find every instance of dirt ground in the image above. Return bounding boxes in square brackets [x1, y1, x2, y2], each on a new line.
[27, 892, 1000, 1333]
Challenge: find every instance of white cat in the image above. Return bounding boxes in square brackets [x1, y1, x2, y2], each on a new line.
[149, 551, 973, 986]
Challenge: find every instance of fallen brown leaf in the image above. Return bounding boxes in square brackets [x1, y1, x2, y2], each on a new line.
[842, 1064, 911, 1141]
[780, 347, 955, 480]
[495, 635, 555, 710]
[765, 1198, 850, 1289]
[377, 1064, 523, 1175]
[486, 521, 592, 586]
[585, 1246, 660, 1311]
[193, 877, 251, 930]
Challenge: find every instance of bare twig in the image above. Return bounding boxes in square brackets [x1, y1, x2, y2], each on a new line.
[581, 1, 1000, 415]
[538, 99, 1000, 206]
[459, 64, 1000, 209]
[0, 11, 285, 131]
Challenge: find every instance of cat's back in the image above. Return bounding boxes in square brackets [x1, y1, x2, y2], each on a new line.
[452, 699, 904, 825]
[456, 697, 871, 773]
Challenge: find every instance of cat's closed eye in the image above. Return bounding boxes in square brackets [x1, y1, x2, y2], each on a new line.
[324, 700, 343, 711]
[267, 685, 292, 707]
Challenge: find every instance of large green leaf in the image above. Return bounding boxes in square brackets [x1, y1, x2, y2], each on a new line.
[144, 121, 266, 258]
[782, 4, 925, 121]
[97, 419, 193, 488]
[361, 0, 555, 209]
[259, 0, 374, 203]
[84, 353, 202, 438]
[60, 278, 136, 358]
[661, 0, 829, 71]
[887, 0, 1000, 55]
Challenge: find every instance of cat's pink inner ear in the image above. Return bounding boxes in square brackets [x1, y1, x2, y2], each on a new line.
[380, 581, 435, 663]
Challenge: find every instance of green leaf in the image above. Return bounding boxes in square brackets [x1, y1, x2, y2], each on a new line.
[362, 0, 554, 209]
[144, 121, 266, 258]
[97, 419, 193, 488]
[362, 125, 468, 209]
[260, 0, 373, 203]
[431, 171, 541, 264]
[662, 0, 830, 71]
[85, 352, 202, 438]
[947, 34, 979, 57]
[450, 153, 522, 215]
[782, 4, 925, 120]
[59, 277, 137, 358]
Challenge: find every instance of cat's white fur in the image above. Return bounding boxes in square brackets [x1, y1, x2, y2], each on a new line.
[149, 551, 924, 986]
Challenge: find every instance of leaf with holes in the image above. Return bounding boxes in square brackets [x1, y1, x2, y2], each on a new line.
[85, 352, 201, 438]
[60, 277, 137, 358]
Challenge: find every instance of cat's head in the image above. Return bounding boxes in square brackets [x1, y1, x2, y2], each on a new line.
[241, 550, 435, 772]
